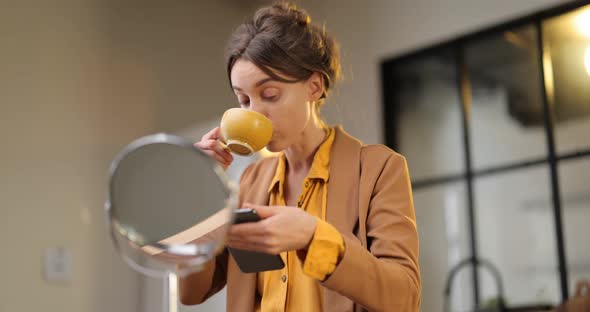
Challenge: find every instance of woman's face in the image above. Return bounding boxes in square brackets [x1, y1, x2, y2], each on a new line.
[230, 58, 322, 152]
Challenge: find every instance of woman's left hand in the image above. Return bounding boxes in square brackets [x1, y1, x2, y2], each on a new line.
[227, 203, 318, 254]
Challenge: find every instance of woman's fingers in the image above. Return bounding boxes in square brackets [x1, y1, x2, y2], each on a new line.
[227, 235, 277, 254]
[201, 127, 222, 141]
[194, 127, 234, 168]
[229, 222, 270, 238]
[198, 140, 233, 163]
[227, 218, 280, 253]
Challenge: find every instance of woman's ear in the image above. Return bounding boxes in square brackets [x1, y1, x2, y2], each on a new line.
[306, 72, 324, 102]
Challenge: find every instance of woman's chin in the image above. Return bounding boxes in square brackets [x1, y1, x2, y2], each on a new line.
[265, 140, 283, 153]
[265, 144, 279, 153]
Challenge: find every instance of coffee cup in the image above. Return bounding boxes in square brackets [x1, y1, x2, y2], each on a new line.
[219, 108, 273, 156]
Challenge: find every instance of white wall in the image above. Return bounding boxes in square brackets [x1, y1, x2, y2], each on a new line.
[1, 2, 142, 311]
[0, 1, 255, 311]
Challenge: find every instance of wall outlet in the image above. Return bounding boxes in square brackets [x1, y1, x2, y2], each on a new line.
[43, 246, 72, 283]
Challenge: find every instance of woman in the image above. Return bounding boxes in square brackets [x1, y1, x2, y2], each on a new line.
[180, 2, 420, 311]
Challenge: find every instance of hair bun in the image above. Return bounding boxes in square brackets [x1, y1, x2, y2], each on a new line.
[291, 7, 311, 26]
[272, 2, 311, 26]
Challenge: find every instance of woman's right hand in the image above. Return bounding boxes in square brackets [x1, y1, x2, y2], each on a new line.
[194, 127, 234, 170]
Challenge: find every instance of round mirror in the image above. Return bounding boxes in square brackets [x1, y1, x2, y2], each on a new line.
[105, 133, 237, 278]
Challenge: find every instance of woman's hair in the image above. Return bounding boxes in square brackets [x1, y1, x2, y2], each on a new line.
[224, 1, 341, 103]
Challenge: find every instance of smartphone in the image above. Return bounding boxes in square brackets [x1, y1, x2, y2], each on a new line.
[233, 208, 262, 224]
[227, 208, 285, 273]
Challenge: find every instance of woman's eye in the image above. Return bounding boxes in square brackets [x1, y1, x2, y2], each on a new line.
[237, 96, 250, 107]
[262, 89, 279, 101]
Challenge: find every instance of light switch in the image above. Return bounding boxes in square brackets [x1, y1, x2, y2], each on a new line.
[43, 246, 72, 283]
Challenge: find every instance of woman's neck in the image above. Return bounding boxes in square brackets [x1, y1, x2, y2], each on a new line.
[283, 116, 326, 174]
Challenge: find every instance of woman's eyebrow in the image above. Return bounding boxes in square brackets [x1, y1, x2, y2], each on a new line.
[232, 77, 274, 91]
[254, 77, 274, 87]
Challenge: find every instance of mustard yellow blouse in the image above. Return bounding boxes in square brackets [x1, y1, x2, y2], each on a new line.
[255, 127, 345, 312]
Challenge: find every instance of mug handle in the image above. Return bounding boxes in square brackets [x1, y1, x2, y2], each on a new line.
[218, 139, 231, 153]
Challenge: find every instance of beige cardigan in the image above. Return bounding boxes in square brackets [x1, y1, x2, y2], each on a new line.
[179, 127, 421, 312]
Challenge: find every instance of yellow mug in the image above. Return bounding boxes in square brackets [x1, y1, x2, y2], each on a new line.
[219, 108, 273, 156]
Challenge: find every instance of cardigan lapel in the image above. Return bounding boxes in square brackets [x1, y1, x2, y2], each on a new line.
[323, 127, 363, 312]
[325, 126, 362, 239]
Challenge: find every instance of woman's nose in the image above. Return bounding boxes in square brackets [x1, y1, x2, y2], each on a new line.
[248, 102, 268, 118]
